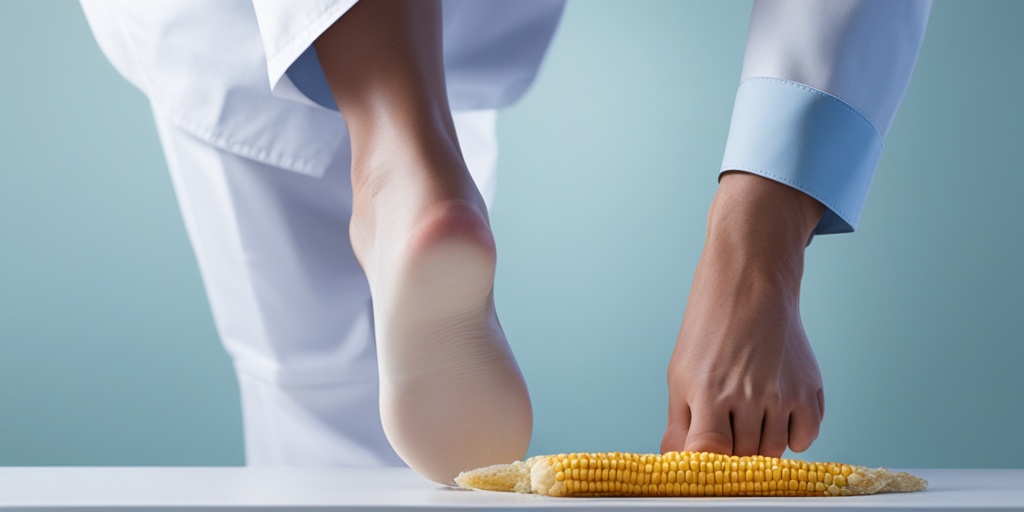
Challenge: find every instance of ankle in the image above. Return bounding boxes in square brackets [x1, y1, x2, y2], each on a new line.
[701, 173, 824, 298]
[347, 136, 489, 274]
[708, 173, 822, 251]
[710, 172, 824, 245]
[350, 125, 464, 185]
[698, 239, 805, 304]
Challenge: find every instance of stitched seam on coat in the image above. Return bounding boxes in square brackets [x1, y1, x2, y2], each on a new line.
[152, 104, 328, 175]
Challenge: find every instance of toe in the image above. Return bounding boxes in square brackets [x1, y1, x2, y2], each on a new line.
[660, 404, 691, 454]
[730, 410, 764, 456]
[758, 410, 788, 458]
[683, 404, 733, 455]
[787, 405, 821, 453]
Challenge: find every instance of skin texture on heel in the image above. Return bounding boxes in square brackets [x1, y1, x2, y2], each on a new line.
[371, 203, 531, 485]
[395, 201, 497, 315]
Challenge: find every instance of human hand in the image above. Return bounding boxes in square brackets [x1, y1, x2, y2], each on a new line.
[661, 172, 826, 458]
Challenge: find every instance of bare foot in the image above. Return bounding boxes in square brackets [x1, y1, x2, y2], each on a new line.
[314, 0, 532, 484]
[348, 151, 531, 485]
[661, 172, 826, 458]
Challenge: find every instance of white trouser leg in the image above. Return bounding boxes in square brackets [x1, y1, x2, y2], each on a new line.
[151, 109, 498, 467]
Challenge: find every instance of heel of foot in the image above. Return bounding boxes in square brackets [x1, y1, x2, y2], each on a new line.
[408, 200, 495, 257]
[398, 201, 497, 314]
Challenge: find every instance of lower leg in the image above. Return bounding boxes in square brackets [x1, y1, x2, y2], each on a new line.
[315, 0, 531, 484]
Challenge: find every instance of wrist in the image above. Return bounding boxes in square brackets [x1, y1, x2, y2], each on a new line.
[702, 172, 825, 294]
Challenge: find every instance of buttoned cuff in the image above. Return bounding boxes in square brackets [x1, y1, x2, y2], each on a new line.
[720, 77, 884, 234]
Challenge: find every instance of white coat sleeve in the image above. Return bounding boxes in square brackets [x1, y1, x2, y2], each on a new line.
[720, 0, 932, 234]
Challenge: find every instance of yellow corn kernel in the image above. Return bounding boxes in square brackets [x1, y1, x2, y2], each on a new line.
[454, 451, 929, 498]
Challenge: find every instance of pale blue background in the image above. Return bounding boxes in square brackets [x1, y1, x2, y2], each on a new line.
[1, 1, 1021, 468]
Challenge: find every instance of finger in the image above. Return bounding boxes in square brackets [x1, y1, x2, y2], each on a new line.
[730, 409, 764, 456]
[787, 403, 822, 453]
[660, 403, 691, 454]
[683, 403, 733, 455]
[758, 409, 789, 458]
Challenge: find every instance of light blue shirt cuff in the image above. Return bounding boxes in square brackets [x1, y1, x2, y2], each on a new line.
[720, 77, 884, 234]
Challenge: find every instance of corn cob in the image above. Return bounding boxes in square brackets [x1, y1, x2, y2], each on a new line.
[455, 451, 927, 497]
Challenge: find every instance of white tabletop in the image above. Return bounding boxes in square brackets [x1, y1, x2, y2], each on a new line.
[0, 467, 1020, 511]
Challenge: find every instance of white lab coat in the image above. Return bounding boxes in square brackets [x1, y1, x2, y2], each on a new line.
[79, 0, 564, 179]
[79, 0, 930, 467]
